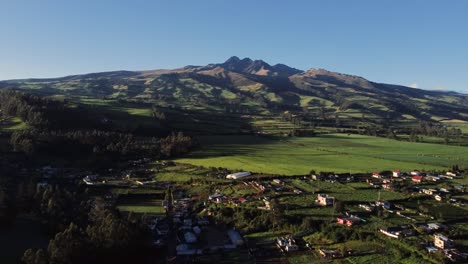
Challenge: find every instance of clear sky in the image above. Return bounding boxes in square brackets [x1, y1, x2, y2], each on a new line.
[1, 0, 467, 92]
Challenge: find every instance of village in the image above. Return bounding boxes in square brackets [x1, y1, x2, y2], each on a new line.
[34, 160, 467, 263]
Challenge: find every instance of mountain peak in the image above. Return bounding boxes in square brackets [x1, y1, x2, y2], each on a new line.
[224, 56, 241, 64]
[220, 57, 302, 76]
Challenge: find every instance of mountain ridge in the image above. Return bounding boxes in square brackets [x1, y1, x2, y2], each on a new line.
[1, 57, 463, 95]
[1, 57, 467, 126]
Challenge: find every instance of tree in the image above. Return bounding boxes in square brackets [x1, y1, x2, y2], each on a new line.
[334, 200, 345, 214]
[48, 223, 88, 264]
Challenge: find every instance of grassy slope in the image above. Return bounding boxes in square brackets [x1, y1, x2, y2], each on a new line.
[176, 134, 468, 174]
[0, 117, 28, 132]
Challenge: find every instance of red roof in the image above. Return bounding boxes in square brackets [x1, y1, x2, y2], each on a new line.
[373, 172, 379, 175]
[393, 170, 401, 172]
[412, 176, 423, 180]
[238, 198, 247, 203]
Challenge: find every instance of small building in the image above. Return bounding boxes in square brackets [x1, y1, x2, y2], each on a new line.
[293, 189, 303, 194]
[392, 170, 402, 177]
[372, 172, 381, 179]
[316, 194, 335, 206]
[434, 234, 453, 249]
[380, 226, 414, 239]
[336, 217, 360, 226]
[273, 179, 284, 185]
[209, 193, 224, 203]
[422, 189, 438, 195]
[311, 174, 324, 181]
[226, 171, 251, 180]
[411, 170, 423, 176]
[382, 183, 393, 190]
[426, 175, 441, 182]
[359, 204, 374, 212]
[446, 171, 458, 177]
[83, 175, 98, 185]
[319, 248, 342, 259]
[412, 176, 423, 183]
[276, 237, 298, 252]
[238, 197, 247, 204]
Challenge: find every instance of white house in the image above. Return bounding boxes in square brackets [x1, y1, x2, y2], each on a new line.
[226, 171, 251, 180]
[434, 234, 453, 249]
[392, 170, 402, 177]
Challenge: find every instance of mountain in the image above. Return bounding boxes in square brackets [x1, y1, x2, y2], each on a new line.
[1, 57, 467, 133]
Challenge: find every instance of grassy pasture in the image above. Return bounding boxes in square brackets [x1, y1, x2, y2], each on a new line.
[177, 134, 468, 175]
[116, 197, 165, 214]
[0, 117, 28, 132]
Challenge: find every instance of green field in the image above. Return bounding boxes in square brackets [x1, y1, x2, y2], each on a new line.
[176, 134, 468, 175]
[115, 195, 165, 215]
[0, 117, 28, 132]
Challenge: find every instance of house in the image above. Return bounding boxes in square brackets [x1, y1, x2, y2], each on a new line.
[359, 204, 374, 212]
[392, 170, 402, 177]
[293, 189, 303, 194]
[412, 176, 423, 183]
[422, 189, 438, 195]
[434, 234, 453, 249]
[316, 194, 335, 206]
[426, 246, 439, 253]
[411, 170, 423, 176]
[276, 237, 299, 252]
[273, 179, 284, 185]
[312, 174, 325, 181]
[376, 201, 392, 210]
[426, 175, 441, 182]
[380, 226, 414, 238]
[336, 217, 360, 226]
[208, 193, 224, 203]
[382, 183, 393, 190]
[226, 171, 251, 179]
[446, 171, 458, 177]
[319, 248, 342, 259]
[83, 175, 98, 185]
[444, 249, 467, 262]
[372, 172, 381, 179]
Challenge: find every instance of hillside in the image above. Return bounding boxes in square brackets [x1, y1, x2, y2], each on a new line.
[1, 57, 467, 136]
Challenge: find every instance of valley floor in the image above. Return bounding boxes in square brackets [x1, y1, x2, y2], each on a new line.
[176, 134, 468, 175]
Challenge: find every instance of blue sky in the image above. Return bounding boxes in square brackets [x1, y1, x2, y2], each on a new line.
[1, 0, 467, 92]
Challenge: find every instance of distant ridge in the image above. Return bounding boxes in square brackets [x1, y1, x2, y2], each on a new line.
[1, 56, 467, 124]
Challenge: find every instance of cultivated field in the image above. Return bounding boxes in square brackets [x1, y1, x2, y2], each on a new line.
[177, 134, 468, 175]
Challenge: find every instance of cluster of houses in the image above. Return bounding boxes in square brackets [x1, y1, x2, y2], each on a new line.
[378, 224, 467, 261]
[173, 197, 246, 256]
[145, 216, 169, 248]
[207, 193, 248, 207]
